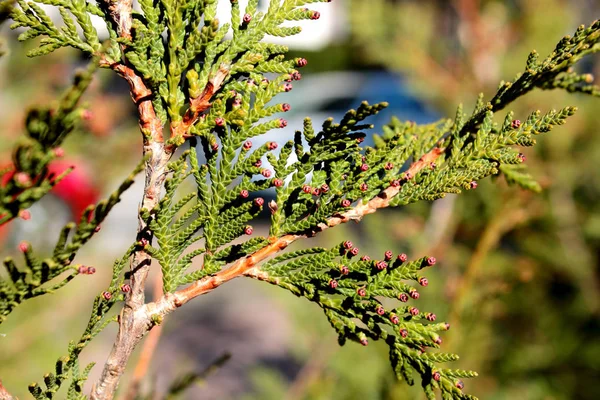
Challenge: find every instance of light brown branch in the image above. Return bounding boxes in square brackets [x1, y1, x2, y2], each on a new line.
[169, 64, 231, 141]
[123, 272, 165, 400]
[101, 0, 133, 40]
[147, 146, 445, 314]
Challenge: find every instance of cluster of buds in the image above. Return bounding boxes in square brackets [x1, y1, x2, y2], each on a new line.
[78, 265, 96, 275]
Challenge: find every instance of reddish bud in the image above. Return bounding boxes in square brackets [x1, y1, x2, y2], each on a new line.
[356, 137, 365, 144]
[254, 160, 262, 168]
[384, 162, 393, 170]
[384, 250, 393, 261]
[376, 305, 385, 315]
[87, 266, 96, 274]
[19, 210, 31, 220]
[281, 103, 291, 112]
[426, 257, 436, 266]
[470, 181, 478, 189]
[360, 337, 368, 346]
[102, 291, 112, 300]
[261, 77, 269, 84]
[341, 199, 351, 207]
[297, 58, 308, 67]
[268, 141, 278, 150]
[343, 241, 353, 249]
[340, 265, 349, 275]
[456, 380, 464, 390]
[243, 13, 252, 23]
[404, 171, 413, 180]
[18, 241, 29, 253]
[283, 83, 293, 92]
[360, 183, 368, 191]
[269, 200, 278, 214]
[375, 260, 387, 270]
[244, 225, 253, 235]
[329, 279, 338, 289]
[302, 184, 312, 194]
[511, 119, 522, 129]
[445, 322, 451, 330]
[139, 237, 149, 247]
[261, 169, 272, 178]
[273, 178, 283, 187]
[291, 71, 302, 81]
[430, 162, 437, 170]
[390, 314, 399, 324]
[254, 197, 265, 207]
[310, 11, 320, 19]
[53, 147, 65, 158]
[121, 283, 131, 293]
[398, 293, 409, 302]
[94, 225, 101, 233]
[240, 189, 249, 198]
[409, 307, 419, 316]
[419, 277, 428, 287]
[433, 371, 441, 381]
[409, 289, 420, 299]
[357, 287, 367, 297]
[279, 119, 288, 128]
[360, 164, 369, 172]
[360, 255, 370, 262]
[243, 141, 252, 150]
[398, 253, 407, 262]
[81, 109, 93, 120]
[321, 183, 329, 193]
[211, 142, 219, 151]
[390, 179, 400, 187]
[518, 153, 526, 162]
[434, 337, 442, 345]
[350, 247, 360, 256]
[399, 328, 408, 338]
[426, 313, 436, 321]
[15, 172, 31, 186]
[215, 117, 225, 126]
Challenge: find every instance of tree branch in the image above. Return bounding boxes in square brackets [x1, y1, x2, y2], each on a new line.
[0, 380, 15, 400]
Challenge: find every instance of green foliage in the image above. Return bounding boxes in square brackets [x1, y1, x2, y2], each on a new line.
[4, 1, 600, 399]
[0, 157, 145, 323]
[0, 59, 97, 225]
[260, 243, 476, 399]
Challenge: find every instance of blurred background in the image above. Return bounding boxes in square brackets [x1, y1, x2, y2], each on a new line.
[1, 0, 600, 399]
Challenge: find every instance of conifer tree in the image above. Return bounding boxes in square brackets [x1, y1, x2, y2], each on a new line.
[1, 1, 599, 399]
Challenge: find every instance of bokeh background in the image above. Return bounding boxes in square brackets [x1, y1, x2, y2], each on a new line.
[1, 0, 600, 399]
